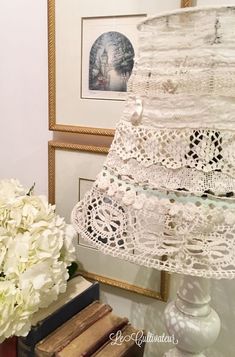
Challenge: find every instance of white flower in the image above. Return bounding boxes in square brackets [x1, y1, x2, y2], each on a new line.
[0, 281, 21, 341]
[122, 190, 136, 206]
[61, 225, 78, 265]
[0, 179, 26, 203]
[0, 179, 79, 341]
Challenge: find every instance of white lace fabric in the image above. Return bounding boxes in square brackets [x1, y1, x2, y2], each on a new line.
[72, 182, 235, 279]
[106, 154, 235, 196]
[112, 120, 235, 177]
[72, 6, 235, 279]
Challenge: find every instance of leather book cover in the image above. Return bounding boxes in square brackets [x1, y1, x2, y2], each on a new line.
[17, 277, 99, 357]
[35, 301, 112, 357]
[91, 324, 146, 357]
[55, 313, 129, 357]
[0, 336, 17, 357]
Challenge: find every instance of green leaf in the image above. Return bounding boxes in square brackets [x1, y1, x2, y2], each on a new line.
[26, 183, 35, 196]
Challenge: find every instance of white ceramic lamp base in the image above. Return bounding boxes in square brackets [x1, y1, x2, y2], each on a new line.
[164, 276, 221, 357]
[165, 349, 205, 357]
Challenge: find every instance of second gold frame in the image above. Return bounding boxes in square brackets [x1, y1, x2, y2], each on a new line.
[48, 141, 170, 301]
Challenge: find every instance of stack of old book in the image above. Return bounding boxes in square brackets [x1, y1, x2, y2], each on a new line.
[17, 275, 146, 357]
[34, 301, 145, 357]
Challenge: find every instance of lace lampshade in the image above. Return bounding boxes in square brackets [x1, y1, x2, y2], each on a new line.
[72, 6, 235, 280]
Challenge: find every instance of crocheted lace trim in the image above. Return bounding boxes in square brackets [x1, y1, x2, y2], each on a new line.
[111, 120, 235, 177]
[122, 94, 235, 131]
[105, 153, 235, 196]
[138, 7, 235, 50]
[128, 62, 235, 98]
[71, 184, 235, 279]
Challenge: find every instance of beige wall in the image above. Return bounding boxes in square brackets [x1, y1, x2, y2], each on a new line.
[0, 0, 51, 195]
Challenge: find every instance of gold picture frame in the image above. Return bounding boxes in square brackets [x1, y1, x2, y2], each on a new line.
[48, 0, 185, 135]
[181, 0, 196, 7]
[48, 141, 170, 301]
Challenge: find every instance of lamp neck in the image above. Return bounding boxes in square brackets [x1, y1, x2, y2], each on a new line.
[176, 275, 211, 317]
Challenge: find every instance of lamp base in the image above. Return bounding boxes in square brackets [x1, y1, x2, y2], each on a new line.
[164, 276, 220, 356]
[164, 347, 206, 357]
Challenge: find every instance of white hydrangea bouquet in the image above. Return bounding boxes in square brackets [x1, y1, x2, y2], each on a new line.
[0, 179, 78, 342]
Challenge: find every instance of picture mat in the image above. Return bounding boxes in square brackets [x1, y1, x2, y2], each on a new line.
[78, 245, 161, 291]
[78, 178, 96, 248]
[55, 0, 181, 130]
[55, 149, 104, 223]
[79, 178, 94, 201]
[54, 147, 163, 295]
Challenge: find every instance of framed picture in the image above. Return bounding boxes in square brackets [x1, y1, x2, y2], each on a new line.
[48, 0, 182, 135]
[48, 141, 170, 301]
[81, 15, 145, 101]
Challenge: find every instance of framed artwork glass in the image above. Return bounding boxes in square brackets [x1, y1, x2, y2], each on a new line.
[81, 14, 145, 101]
[48, 0, 183, 135]
[48, 141, 170, 301]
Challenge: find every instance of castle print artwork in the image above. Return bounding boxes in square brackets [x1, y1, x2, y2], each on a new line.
[81, 14, 145, 100]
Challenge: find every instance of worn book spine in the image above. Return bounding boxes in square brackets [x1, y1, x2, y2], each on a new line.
[91, 324, 146, 357]
[80, 318, 128, 357]
[55, 314, 129, 357]
[17, 281, 99, 357]
[35, 302, 112, 357]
